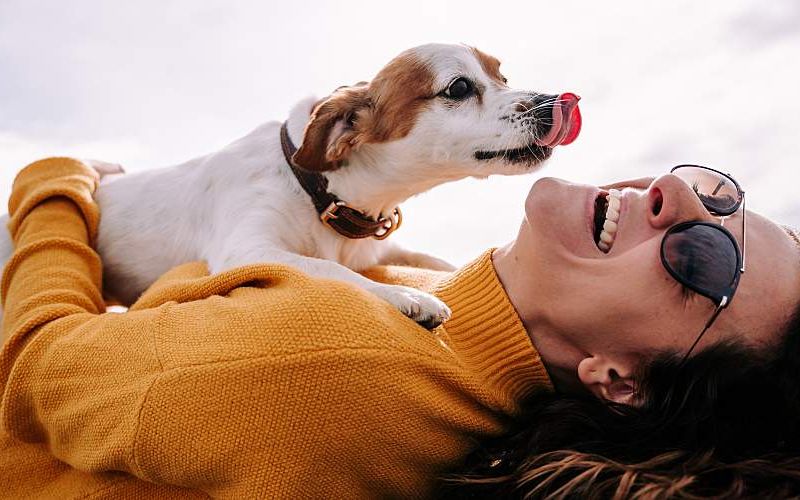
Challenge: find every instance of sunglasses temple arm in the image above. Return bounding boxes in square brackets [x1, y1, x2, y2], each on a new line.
[741, 194, 746, 273]
[681, 302, 726, 364]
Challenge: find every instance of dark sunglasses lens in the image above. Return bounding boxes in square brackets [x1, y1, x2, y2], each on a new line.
[663, 224, 738, 300]
[672, 165, 740, 214]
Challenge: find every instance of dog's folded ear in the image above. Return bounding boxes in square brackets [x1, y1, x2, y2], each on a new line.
[293, 86, 371, 171]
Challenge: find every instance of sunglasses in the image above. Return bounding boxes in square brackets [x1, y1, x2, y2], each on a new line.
[661, 165, 745, 363]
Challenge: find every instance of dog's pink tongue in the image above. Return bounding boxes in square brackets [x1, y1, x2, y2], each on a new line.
[536, 93, 582, 147]
[557, 93, 582, 145]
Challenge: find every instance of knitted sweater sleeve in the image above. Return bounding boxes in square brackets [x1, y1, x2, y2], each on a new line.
[0, 158, 487, 498]
[0, 158, 163, 474]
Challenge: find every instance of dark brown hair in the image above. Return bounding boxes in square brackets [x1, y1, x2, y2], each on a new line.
[440, 305, 800, 498]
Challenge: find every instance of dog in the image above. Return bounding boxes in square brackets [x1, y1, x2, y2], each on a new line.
[0, 43, 581, 327]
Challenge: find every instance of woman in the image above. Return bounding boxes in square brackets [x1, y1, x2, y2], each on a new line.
[443, 174, 800, 496]
[1, 158, 798, 498]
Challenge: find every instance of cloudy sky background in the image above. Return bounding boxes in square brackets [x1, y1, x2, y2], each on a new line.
[1, 0, 799, 265]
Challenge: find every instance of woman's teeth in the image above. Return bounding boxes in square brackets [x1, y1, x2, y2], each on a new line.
[597, 189, 621, 253]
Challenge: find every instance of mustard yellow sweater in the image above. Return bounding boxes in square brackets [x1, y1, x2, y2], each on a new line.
[0, 158, 551, 499]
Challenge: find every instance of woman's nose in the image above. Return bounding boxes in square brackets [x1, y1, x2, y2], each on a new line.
[645, 174, 712, 230]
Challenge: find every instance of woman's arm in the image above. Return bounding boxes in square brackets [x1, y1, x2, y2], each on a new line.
[0, 158, 167, 475]
[2, 157, 103, 361]
[0, 158, 472, 498]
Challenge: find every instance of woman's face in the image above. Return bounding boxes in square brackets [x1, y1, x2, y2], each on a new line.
[495, 172, 800, 402]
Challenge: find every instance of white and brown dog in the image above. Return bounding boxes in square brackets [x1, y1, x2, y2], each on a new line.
[0, 43, 581, 326]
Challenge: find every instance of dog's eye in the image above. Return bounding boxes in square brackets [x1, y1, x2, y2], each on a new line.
[442, 77, 474, 100]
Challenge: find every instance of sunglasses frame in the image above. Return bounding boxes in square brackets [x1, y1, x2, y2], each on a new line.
[665, 165, 746, 362]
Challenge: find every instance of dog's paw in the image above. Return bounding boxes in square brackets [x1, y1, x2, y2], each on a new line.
[368, 284, 452, 328]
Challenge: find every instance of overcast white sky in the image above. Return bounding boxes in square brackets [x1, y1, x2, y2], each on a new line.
[2, 0, 799, 265]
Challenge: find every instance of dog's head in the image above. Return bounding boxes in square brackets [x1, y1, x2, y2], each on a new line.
[293, 43, 581, 181]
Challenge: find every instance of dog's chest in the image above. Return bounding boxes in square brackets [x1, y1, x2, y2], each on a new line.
[308, 227, 387, 271]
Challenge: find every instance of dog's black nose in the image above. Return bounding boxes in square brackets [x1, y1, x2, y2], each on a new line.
[516, 93, 582, 147]
[527, 93, 560, 139]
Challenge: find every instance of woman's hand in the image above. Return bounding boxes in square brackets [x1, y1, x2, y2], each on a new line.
[600, 176, 655, 191]
[82, 159, 125, 180]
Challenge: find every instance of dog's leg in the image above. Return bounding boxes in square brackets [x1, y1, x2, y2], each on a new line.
[212, 248, 452, 328]
[379, 242, 457, 272]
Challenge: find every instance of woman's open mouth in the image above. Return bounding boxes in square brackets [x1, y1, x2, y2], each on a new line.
[593, 189, 622, 253]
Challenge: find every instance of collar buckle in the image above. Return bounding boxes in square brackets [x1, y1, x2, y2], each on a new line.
[320, 201, 403, 240]
[320, 201, 346, 224]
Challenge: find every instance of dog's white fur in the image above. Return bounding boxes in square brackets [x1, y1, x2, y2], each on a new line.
[1, 43, 561, 325]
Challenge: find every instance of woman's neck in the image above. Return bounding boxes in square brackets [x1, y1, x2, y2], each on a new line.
[492, 239, 587, 393]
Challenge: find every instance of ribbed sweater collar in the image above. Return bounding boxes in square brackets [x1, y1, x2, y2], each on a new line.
[433, 250, 553, 408]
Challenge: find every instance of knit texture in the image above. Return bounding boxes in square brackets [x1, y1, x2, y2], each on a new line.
[0, 158, 551, 499]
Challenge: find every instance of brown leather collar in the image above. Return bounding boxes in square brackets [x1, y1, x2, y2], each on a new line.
[279, 121, 402, 240]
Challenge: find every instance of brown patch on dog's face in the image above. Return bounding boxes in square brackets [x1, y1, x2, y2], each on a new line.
[293, 51, 436, 172]
[470, 47, 507, 86]
[362, 52, 436, 142]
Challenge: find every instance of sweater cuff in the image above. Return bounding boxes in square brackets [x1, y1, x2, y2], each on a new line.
[7, 158, 100, 246]
[434, 250, 552, 401]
